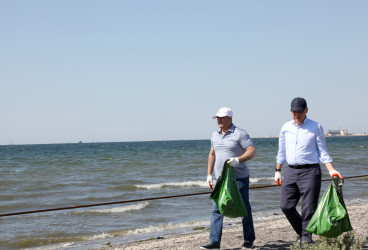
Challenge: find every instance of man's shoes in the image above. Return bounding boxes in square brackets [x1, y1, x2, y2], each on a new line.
[242, 240, 254, 249]
[200, 242, 220, 249]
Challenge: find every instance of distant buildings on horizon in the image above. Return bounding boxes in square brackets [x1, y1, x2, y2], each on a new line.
[326, 129, 368, 137]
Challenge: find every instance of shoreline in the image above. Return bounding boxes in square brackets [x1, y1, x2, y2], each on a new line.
[111, 203, 368, 250]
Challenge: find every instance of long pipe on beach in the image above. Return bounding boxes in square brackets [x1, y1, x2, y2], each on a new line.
[1, 174, 367, 218]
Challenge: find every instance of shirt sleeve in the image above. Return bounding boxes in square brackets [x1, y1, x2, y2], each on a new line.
[276, 125, 287, 164]
[239, 130, 254, 149]
[316, 124, 333, 163]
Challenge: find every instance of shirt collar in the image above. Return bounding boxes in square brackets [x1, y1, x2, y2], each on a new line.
[293, 116, 309, 127]
[217, 123, 236, 134]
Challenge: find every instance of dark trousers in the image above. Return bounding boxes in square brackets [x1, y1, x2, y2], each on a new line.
[280, 164, 321, 243]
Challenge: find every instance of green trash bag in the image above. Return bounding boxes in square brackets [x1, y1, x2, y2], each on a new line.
[209, 162, 247, 218]
[306, 177, 353, 238]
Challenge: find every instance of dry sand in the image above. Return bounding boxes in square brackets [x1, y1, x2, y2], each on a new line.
[111, 203, 368, 250]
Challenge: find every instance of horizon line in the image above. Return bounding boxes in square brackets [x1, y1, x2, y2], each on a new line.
[3, 134, 368, 146]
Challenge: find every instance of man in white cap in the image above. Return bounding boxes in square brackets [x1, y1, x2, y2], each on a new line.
[201, 107, 257, 249]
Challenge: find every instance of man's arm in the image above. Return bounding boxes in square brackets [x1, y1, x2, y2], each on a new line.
[276, 163, 282, 171]
[207, 147, 216, 189]
[275, 163, 283, 186]
[275, 128, 285, 186]
[208, 147, 216, 175]
[325, 162, 343, 179]
[316, 126, 343, 179]
[238, 145, 257, 162]
[227, 145, 257, 166]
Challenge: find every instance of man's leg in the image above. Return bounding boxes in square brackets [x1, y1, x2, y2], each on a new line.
[238, 177, 256, 244]
[298, 166, 321, 243]
[209, 202, 223, 245]
[280, 167, 302, 236]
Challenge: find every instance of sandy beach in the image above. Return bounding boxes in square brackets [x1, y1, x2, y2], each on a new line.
[112, 203, 368, 249]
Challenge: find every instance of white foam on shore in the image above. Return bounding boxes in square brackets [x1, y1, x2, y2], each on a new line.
[124, 210, 283, 237]
[136, 177, 274, 190]
[24, 242, 74, 250]
[126, 220, 209, 235]
[82, 232, 114, 240]
[105, 211, 285, 247]
[75, 201, 149, 214]
[136, 181, 207, 189]
[249, 177, 274, 183]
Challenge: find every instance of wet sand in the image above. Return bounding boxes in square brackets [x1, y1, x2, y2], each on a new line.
[112, 203, 368, 249]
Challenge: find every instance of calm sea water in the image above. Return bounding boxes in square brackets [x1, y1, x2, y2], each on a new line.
[0, 137, 367, 249]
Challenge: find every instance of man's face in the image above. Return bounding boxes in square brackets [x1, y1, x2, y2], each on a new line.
[292, 108, 308, 125]
[217, 116, 232, 129]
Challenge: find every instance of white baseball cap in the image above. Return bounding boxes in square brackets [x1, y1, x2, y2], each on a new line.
[212, 107, 233, 119]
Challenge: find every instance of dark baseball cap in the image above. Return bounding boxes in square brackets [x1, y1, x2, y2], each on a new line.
[290, 97, 307, 112]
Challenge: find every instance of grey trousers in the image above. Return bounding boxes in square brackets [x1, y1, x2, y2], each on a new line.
[280, 164, 321, 243]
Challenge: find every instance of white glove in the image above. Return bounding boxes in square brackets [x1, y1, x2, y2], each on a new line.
[227, 157, 240, 167]
[275, 171, 282, 186]
[207, 175, 213, 189]
[329, 170, 343, 179]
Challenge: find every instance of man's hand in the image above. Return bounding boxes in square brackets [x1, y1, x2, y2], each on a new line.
[207, 175, 213, 189]
[275, 171, 282, 186]
[227, 157, 240, 167]
[329, 170, 343, 179]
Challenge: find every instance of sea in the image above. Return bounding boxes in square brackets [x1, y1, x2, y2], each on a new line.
[1, 136, 367, 249]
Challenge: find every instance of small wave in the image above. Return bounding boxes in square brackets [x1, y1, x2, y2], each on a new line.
[82, 232, 114, 240]
[75, 201, 149, 214]
[250, 177, 274, 184]
[24, 243, 74, 250]
[136, 178, 273, 190]
[126, 220, 209, 235]
[124, 211, 284, 237]
[136, 181, 207, 190]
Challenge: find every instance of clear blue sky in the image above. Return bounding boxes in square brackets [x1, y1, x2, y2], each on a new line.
[1, 1, 367, 145]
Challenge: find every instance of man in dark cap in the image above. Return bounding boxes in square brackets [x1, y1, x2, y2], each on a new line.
[275, 97, 343, 246]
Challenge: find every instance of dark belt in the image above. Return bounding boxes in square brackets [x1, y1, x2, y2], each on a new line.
[288, 163, 319, 169]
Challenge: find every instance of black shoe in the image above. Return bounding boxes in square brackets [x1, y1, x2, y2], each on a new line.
[200, 242, 220, 249]
[242, 240, 254, 249]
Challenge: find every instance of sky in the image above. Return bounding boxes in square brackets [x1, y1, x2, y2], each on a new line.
[1, 1, 367, 145]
